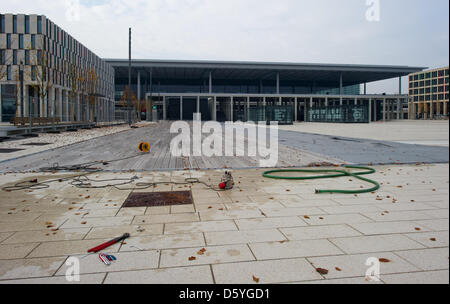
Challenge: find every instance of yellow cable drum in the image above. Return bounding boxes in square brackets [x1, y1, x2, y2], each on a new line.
[138, 142, 150, 153]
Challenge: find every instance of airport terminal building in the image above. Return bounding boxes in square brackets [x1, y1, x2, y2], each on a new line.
[0, 13, 426, 125]
[107, 59, 424, 124]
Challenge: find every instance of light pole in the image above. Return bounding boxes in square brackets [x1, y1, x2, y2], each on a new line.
[128, 27, 132, 126]
[19, 61, 24, 120]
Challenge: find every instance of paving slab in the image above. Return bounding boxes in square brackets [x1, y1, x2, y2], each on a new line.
[330, 235, 425, 254]
[0, 243, 40, 259]
[55, 251, 160, 276]
[235, 217, 308, 231]
[1, 228, 90, 244]
[249, 239, 344, 260]
[0, 257, 66, 280]
[307, 252, 420, 279]
[349, 221, 431, 235]
[85, 224, 163, 240]
[404, 231, 449, 248]
[394, 248, 449, 271]
[119, 233, 205, 251]
[280, 225, 362, 241]
[0, 273, 106, 284]
[300, 214, 373, 226]
[381, 270, 449, 284]
[212, 258, 323, 284]
[205, 229, 286, 246]
[133, 213, 200, 225]
[27, 239, 122, 258]
[159, 244, 255, 268]
[415, 219, 449, 231]
[164, 220, 237, 235]
[104, 265, 214, 284]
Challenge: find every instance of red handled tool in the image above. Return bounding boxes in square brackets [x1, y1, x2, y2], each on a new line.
[88, 233, 130, 253]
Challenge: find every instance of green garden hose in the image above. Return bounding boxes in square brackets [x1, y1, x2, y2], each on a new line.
[262, 166, 380, 194]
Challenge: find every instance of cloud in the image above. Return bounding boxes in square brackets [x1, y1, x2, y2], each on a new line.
[2, 0, 448, 93]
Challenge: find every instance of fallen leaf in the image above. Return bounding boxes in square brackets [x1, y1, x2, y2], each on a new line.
[430, 238, 437, 242]
[252, 275, 260, 283]
[414, 227, 421, 231]
[304, 215, 310, 219]
[335, 267, 342, 272]
[188, 256, 196, 261]
[316, 268, 329, 275]
[379, 258, 391, 263]
[81, 221, 87, 225]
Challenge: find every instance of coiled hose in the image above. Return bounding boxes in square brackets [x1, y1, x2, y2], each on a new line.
[262, 166, 380, 194]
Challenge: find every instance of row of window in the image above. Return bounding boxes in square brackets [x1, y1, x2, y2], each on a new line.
[0, 14, 41, 34]
[410, 86, 450, 95]
[413, 94, 449, 102]
[2, 64, 112, 96]
[409, 69, 449, 81]
[410, 77, 449, 88]
[5, 33, 37, 49]
[1, 15, 114, 82]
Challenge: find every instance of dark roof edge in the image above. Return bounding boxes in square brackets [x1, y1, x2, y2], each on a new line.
[103, 58, 426, 72]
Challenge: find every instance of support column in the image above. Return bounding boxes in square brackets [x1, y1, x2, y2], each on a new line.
[276, 72, 280, 95]
[294, 97, 298, 122]
[364, 83, 367, 95]
[263, 97, 266, 121]
[58, 89, 63, 120]
[246, 97, 250, 122]
[354, 98, 357, 106]
[209, 72, 212, 94]
[196, 96, 200, 113]
[278, 96, 282, 106]
[304, 99, 307, 122]
[444, 101, 448, 119]
[430, 101, 434, 120]
[163, 96, 166, 121]
[137, 71, 141, 101]
[397, 98, 401, 120]
[368, 98, 372, 123]
[180, 96, 183, 120]
[230, 96, 234, 122]
[65, 90, 69, 122]
[383, 98, 386, 121]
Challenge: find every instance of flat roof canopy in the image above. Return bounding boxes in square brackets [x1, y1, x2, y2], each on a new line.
[105, 59, 426, 86]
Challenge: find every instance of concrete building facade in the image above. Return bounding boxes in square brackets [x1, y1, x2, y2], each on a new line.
[408, 66, 449, 120]
[0, 13, 115, 123]
[107, 59, 424, 123]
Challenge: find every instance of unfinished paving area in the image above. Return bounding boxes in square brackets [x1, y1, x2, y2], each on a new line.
[279, 120, 450, 147]
[0, 163, 448, 284]
[0, 121, 448, 172]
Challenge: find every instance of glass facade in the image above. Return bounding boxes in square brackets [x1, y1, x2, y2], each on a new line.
[1, 84, 17, 122]
[115, 76, 361, 100]
[307, 104, 370, 123]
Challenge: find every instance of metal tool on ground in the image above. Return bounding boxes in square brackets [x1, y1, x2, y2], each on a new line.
[88, 233, 130, 253]
[219, 171, 234, 190]
[262, 166, 380, 195]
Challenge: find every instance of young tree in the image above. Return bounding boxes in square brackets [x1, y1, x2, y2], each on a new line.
[86, 68, 99, 122]
[68, 63, 81, 122]
[119, 85, 137, 122]
[28, 50, 53, 125]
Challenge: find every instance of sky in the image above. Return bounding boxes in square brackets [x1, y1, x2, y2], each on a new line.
[2, 0, 449, 93]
